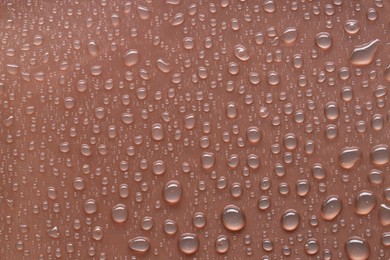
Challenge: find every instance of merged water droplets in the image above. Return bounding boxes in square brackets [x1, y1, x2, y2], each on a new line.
[339, 147, 362, 169]
[349, 39, 380, 66]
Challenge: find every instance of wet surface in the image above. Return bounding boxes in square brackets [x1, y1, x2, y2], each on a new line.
[0, 0, 390, 259]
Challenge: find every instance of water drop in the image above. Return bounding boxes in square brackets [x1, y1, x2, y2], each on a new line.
[221, 205, 246, 231]
[151, 123, 164, 141]
[164, 219, 178, 235]
[281, 209, 300, 231]
[201, 152, 215, 169]
[215, 235, 229, 254]
[349, 39, 380, 66]
[156, 58, 171, 73]
[163, 180, 182, 205]
[339, 146, 362, 169]
[128, 236, 150, 253]
[84, 199, 98, 214]
[321, 195, 342, 221]
[354, 190, 376, 215]
[123, 49, 139, 67]
[178, 233, 199, 255]
[379, 204, 390, 226]
[344, 20, 360, 35]
[281, 27, 298, 44]
[111, 204, 128, 223]
[305, 238, 319, 255]
[234, 44, 250, 61]
[370, 144, 389, 166]
[315, 32, 332, 50]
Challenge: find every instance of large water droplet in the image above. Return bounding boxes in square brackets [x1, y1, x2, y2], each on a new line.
[281, 209, 300, 231]
[84, 199, 98, 214]
[379, 204, 390, 226]
[321, 195, 342, 221]
[178, 233, 199, 255]
[163, 180, 182, 205]
[281, 27, 298, 44]
[349, 39, 380, 66]
[354, 190, 376, 215]
[221, 205, 246, 231]
[128, 236, 150, 253]
[345, 236, 370, 260]
[123, 49, 139, 67]
[111, 204, 128, 223]
[234, 44, 250, 61]
[339, 146, 362, 169]
[370, 144, 389, 166]
[315, 32, 332, 50]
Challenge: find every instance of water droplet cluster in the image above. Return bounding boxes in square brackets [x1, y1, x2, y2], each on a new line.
[0, 0, 389, 259]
